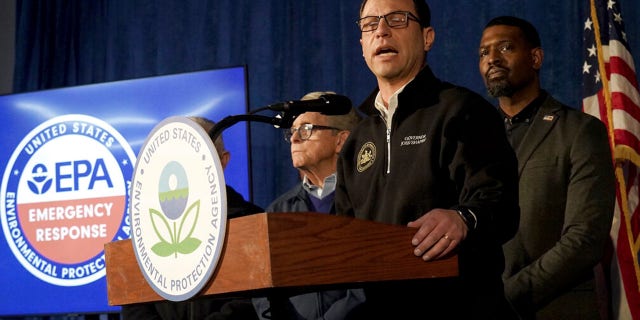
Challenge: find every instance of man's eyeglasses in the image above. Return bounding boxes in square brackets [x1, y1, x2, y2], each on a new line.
[284, 123, 340, 142]
[356, 11, 421, 32]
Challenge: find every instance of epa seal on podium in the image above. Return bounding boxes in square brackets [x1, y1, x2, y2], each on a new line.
[130, 116, 227, 301]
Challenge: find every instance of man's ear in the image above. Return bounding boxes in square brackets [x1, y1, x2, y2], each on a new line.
[335, 131, 350, 153]
[532, 47, 544, 71]
[219, 151, 230, 170]
[423, 26, 435, 52]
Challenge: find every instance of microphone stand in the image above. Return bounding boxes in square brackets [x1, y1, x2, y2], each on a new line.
[208, 111, 297, 141]
[207, 109, 297, 320]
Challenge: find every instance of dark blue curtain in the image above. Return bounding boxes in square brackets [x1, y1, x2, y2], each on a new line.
[13, 0, 640, 208]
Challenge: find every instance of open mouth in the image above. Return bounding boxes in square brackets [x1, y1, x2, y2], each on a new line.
[375, 46, 398, 56]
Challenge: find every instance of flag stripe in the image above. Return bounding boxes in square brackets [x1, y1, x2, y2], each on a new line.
[610, 56, 639, 89]
[611, 92, 640, 123]
[610, 70, 640, 108]
[583, 94, 600, 116]
[610, 40, 637, 73]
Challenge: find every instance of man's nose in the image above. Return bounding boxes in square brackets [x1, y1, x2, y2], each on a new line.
[374, 18, 391, 36]
[290, 130, 302, 143]
[488, 49, 502, 65]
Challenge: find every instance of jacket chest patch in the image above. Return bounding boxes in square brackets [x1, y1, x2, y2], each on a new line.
[400, 134, 427, 146]
[357, 142, 376, 172]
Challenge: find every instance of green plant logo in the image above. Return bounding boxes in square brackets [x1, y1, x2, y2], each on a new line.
[151, 161, 201, 258]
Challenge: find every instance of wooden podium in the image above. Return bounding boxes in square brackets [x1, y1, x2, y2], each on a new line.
[104, 212, 458, 306]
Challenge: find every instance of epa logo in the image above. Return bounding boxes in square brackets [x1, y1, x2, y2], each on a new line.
[28, 163, 52, 195]
[0, 114, 135, 286]
[131, 117, 226, 302]
[151, 161, 202, 258]
[27, 159, 112, 195]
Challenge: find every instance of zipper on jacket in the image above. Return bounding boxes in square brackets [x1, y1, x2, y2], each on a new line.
[386, 127, 391, 174]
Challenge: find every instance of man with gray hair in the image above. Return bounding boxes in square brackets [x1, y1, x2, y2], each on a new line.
[253, 91, 364, 319]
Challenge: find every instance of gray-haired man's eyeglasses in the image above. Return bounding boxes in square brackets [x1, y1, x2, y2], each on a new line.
[284, 123, 340, 142]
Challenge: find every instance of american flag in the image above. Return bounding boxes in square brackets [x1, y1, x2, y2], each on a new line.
[582, 0, 640, 319]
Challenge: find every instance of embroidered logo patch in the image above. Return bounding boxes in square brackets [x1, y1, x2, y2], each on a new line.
[357, 142, 376, 172]
[400, 134, 427, 146]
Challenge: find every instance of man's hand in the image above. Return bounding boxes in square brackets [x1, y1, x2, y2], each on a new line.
[407, 208, 468, 261]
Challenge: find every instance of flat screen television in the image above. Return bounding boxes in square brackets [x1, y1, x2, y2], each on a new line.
[0, 66, 251, 316]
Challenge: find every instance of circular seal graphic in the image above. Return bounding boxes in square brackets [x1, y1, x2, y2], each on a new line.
[357, 142, 376, 173]
[130, 116, 227, 302]
[0, 114, 135, 286]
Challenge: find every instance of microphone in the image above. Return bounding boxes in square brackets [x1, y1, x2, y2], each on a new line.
[267, 94, 352, 115]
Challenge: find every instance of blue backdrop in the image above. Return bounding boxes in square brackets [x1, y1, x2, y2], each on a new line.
[12, 0, 640, 209]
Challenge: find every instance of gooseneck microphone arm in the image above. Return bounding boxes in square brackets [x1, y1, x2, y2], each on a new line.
[208, 93, 352, 141]
[208, 112, 296, 141]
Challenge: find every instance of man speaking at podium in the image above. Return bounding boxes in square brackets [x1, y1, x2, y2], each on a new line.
[335, 0, 520, 318]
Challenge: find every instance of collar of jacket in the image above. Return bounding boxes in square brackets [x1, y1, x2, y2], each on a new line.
[358, 65, 444, 116]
